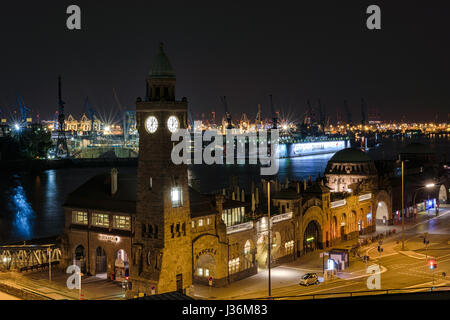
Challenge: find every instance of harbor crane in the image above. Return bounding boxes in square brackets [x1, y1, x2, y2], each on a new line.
[344, 99, 352, 125]
[84, 97, 97, 142]
[16, 95, 31, 124]
[361, 98, 367, 126]
[55, 75, 69, 158]
[269, 94, 278, 129]
[221, 96, 233, 130]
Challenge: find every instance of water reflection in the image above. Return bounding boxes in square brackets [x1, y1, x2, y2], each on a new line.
[9, 185, 35, 238]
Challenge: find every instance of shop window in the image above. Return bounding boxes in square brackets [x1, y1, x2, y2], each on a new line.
[92, 213, 109, 227]
[198, 219, 203, 227]
[72, 211, 88, 225]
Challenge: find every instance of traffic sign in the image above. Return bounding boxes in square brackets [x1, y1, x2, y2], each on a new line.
[208, 276, 213, 286]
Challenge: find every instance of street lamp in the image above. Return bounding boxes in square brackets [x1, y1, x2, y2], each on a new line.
[413, 183, 436, 217]
[267, 180, 272, 298]
[401, 159, 405, 251]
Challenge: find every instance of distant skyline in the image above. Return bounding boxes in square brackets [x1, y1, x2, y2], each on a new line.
[0, 1, 449, 122]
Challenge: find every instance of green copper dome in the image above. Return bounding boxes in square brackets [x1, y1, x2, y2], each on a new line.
[329, 148, 373, 163]
[149, 43, 175, 79]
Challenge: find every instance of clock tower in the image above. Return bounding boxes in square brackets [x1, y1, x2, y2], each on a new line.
[128, 43, 192, 296]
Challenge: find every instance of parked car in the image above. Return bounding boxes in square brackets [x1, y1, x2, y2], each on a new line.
[299, 273, 319, 286]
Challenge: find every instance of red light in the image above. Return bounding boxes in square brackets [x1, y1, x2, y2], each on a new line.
[428, 259, 437, 269]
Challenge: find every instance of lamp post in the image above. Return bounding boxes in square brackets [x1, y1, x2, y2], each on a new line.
[267, 180, 272, 298]
[401, 160, 405, 251]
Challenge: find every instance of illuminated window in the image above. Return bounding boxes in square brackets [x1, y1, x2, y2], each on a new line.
[92, 213, 109, 227]
[198, 219, 203, 227]
[72, 211, 88, 225]
[228, 258, 240, 274]
[197, 268, 203, 276]
[205, 268, 209, 277]
[113, 215, 131, 230]
[171, 187, 182, 208]
[284, 240, 294, 254]
[192, 221, 195, 228]
[244, 240, 251, 255]
[207, 218, 211, 225]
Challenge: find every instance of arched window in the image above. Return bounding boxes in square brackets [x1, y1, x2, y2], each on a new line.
[244, 240, 251, 255]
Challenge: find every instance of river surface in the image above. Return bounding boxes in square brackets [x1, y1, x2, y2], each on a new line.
[0, 135, 448, 243]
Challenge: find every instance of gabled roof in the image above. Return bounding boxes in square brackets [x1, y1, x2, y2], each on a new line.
[273, 188, 301, 200]
[304, 182, 330, 194]
[64, 173, 137, 213]
[64, 171, 217, 218]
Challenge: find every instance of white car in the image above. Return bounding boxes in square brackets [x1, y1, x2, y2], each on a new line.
[299, 273, 319, 286]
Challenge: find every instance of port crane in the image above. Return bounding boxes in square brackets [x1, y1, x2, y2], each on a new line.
[113, 88, 136, 143]
[344, 99, 352, 125]
[83, 97, 97, 143]
[361, 98, 367, 126]
[269, 94, 278, 129]
[255, 104, 263, 130]
[221, 96, 233, 130]
[16, 95, 31, 124]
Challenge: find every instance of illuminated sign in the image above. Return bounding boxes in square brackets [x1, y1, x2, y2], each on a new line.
[327, 259, 336, 270]
[195, 248, 217, 260]
[271, 212, 293, 224]
[226, 221, 253, 234]
[292, 141, 345, 155]
[331, 199, 346, 208]
[98, 234, 121, 243]
[306, 237, 314, 242]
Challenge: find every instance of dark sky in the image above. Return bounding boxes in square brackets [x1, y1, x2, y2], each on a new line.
[0, 0, 449, 123]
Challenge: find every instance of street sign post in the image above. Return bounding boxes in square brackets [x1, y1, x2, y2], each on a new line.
[428, 259, 437, 286]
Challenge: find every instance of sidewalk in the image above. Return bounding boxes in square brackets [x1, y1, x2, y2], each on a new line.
[0, 269, 124, 300]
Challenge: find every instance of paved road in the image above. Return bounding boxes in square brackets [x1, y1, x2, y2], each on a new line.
[258, 209, 450, 299]
[0, 291, 21, 300]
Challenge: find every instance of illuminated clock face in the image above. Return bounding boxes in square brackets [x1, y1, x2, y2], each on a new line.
[167, 116, 179, 133]
[145, 116, 158, 133]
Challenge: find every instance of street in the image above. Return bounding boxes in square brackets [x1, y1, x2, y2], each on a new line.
[192, 208, 450, 300]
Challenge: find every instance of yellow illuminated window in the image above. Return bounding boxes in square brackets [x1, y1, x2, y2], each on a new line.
[113, 215, 131, 230]
[92, 213, 109, 227]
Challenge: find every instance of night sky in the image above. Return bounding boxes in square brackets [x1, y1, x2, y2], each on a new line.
[0, 1, 449, 123]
